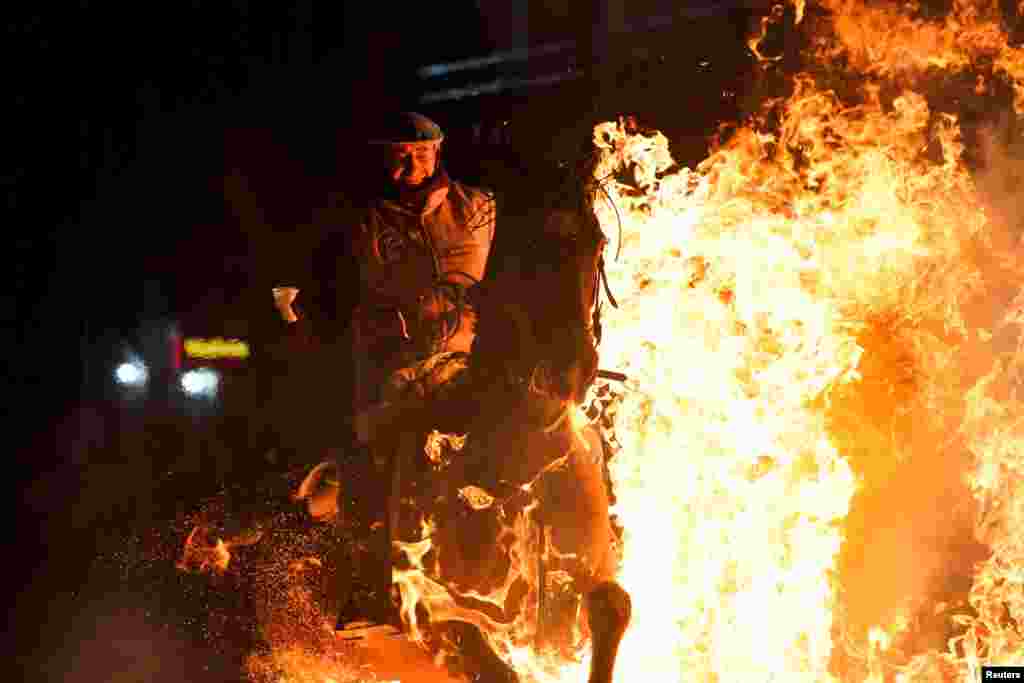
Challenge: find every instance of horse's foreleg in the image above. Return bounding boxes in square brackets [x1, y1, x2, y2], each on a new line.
[561, 427, 618, 587]
[585, 581, 632, 683]
[553, 427, 631, 681]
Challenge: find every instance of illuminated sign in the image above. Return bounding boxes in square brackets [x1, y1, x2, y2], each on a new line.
[184, 337, 250, 361]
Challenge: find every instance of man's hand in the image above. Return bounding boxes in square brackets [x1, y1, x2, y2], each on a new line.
[272, 287, 300, 323]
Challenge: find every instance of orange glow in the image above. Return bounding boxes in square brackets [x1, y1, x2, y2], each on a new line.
[585, 1, 1024, 679]
[176, 526, 233, 574]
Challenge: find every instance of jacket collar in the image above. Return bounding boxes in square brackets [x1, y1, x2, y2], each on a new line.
[379, 168, 451, 216]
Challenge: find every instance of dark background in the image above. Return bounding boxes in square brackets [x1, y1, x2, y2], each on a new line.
[9, 2, 764, 680]
[9, 0, 765, 492]
[9, 0, 761, 458]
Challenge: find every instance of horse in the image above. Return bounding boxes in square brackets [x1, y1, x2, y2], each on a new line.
[338, 154, 633, 682]
[179, 149, 634, 682]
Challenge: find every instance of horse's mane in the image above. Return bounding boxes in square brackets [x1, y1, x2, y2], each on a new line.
[468, 152, 607, 403]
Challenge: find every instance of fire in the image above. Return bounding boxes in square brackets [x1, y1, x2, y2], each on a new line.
[812, 0, 1024, 114]
[390, 498, 593, 681]
[424, 429, 467, 468]
[177, 524, 259, 574]
[586, 1, 1024, 681]
[592, 108, 860, 679]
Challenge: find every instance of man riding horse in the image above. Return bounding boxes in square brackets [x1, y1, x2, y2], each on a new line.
[273, 111, 496, 627]
[272, 112, 629, 680]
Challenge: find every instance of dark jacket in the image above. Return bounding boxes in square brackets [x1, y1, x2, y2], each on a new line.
[275, 170, 495, 413]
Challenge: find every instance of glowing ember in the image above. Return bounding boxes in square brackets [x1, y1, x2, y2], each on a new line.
[424, 430, 467, 468]
[457, 485, 496, 510]
[177, 525, 262, 575]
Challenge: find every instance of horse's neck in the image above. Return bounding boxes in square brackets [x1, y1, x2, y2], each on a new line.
[467, 371, 566, 430]
[531, 396, 571, 432]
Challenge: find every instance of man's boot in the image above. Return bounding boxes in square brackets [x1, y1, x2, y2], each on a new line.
[334, 441, 400, 632]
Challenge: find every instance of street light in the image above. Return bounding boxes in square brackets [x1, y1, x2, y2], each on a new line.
[115, 361, 148, 387]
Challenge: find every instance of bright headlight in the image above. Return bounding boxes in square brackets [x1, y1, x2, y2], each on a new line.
[115, 361, 148, 387]
[181, 368, 219, 397]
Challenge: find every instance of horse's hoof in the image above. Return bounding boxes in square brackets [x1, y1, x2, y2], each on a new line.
[586, 581, 632, 683]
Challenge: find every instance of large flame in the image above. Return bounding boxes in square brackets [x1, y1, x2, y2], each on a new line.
[587, 1, 1024, 681]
